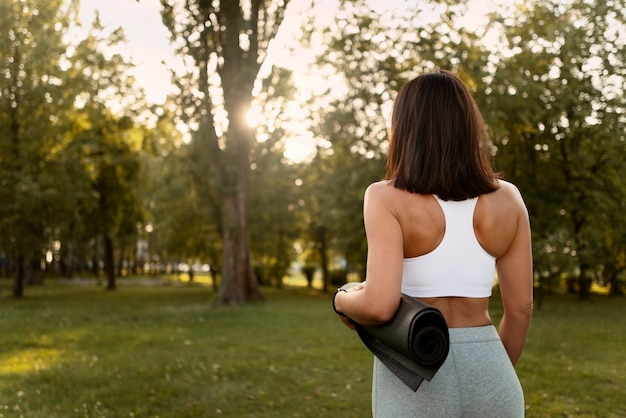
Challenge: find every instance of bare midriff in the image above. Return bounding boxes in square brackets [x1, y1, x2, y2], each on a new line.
[417, 297, 492, 328]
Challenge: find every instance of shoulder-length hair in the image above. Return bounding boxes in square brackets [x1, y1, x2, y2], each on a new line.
[385, 70, 500, 200]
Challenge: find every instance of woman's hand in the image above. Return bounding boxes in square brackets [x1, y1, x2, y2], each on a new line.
[334, 282, 365, 330]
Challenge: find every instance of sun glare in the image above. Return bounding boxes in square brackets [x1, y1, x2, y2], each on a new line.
[246, 104, 264, 128]
[284, 135, 317, 163]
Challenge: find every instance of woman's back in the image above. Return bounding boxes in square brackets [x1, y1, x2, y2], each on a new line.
[371, 179, 529, 328]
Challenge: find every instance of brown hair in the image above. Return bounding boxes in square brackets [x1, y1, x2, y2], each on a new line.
[385, 70, 500, 200]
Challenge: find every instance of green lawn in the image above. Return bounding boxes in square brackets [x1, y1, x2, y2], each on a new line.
[0, 279, 624, 417]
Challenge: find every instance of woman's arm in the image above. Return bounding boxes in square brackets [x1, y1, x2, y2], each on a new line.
[496, 185, 533, 365]
[333, 182, 403, 326]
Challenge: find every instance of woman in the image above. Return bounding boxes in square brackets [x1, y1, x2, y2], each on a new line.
[333, 70, 533, 417]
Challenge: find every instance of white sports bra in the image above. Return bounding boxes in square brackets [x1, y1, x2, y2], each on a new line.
[401, 196, 496, 298]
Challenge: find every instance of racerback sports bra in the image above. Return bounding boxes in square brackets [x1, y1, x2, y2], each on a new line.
[401, 196, 496, 298]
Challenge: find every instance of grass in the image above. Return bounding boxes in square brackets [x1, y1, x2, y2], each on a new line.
[0, 278, 624, 418]
[516, 296, 626, 418]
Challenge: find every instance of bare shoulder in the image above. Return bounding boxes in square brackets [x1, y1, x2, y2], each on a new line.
[364, 180, 400, 208]
[496, 180, 524, 201]
[365, 180, 395, 197]
[364, 180, 392, 213]
[364, 180, 431, 210]
[475, 180, 529, 257]
[484, 180, 528, 217]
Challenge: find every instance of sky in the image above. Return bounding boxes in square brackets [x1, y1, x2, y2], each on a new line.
[78, 0, 180, 105]
[76, 0, 339, 105]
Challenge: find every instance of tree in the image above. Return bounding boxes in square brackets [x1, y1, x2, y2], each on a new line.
[248, 148, 301, 288]
[143, 113, 223, 288]
[245, 66, 308, 288]
[299, 0, 487, 290]
[57, 12, 145, 290]
[160, 0, 291, 304]
[0, 1, 145, 295]
[483, 0, 626, 299]
[65, 113, 142, 289]
[0, 0, 82, 296]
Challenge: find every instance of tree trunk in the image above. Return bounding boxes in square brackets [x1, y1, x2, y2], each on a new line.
[26, 256, 44, 285]
[535, 277, 545, 310]
[577, 256, 592, 300]
[219, 191, 263, 304]
[92, 237, 100, 278]
[64, 241, 76, 279]
[210, 269, 219, 293]
[104, 235, 116, 290]
[608, 271, 624, 296]
[12, 254, 25, 298]
[275, 260, 283, 289]
[117, 243, 126, 277]
[317, 224, 330, 293]
[217, 72, 263, 303]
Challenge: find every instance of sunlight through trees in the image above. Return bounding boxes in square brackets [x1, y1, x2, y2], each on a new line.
[1, 0, 624, 299]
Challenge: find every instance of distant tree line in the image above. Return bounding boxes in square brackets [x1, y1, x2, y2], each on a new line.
[1, 0, 624, 300]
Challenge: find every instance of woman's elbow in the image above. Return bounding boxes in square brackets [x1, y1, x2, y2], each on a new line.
[370, 310, 395, 325]
[507, 302, 534, 322]
[365, 300, 399, 324]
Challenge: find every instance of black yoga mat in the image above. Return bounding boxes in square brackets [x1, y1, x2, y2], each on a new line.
[353, 293, 450, 391]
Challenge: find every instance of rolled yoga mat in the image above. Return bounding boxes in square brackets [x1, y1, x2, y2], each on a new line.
[341, 287, 449, 391]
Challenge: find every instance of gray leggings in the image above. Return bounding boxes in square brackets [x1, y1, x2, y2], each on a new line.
[372, 325, 524, 418]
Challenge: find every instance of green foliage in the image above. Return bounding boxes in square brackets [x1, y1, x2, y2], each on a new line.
[302, 0, 626, 296]
[1, 0, 625, 300]
[482, 0, 626, 296]
[297, 0, 488, 285]
[0, 282, 624, 417]
[0, 0, 79, 256]
[0, 0, 146, 292]
[249, 150, 301, 286]
[146, 141, 221, 268]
